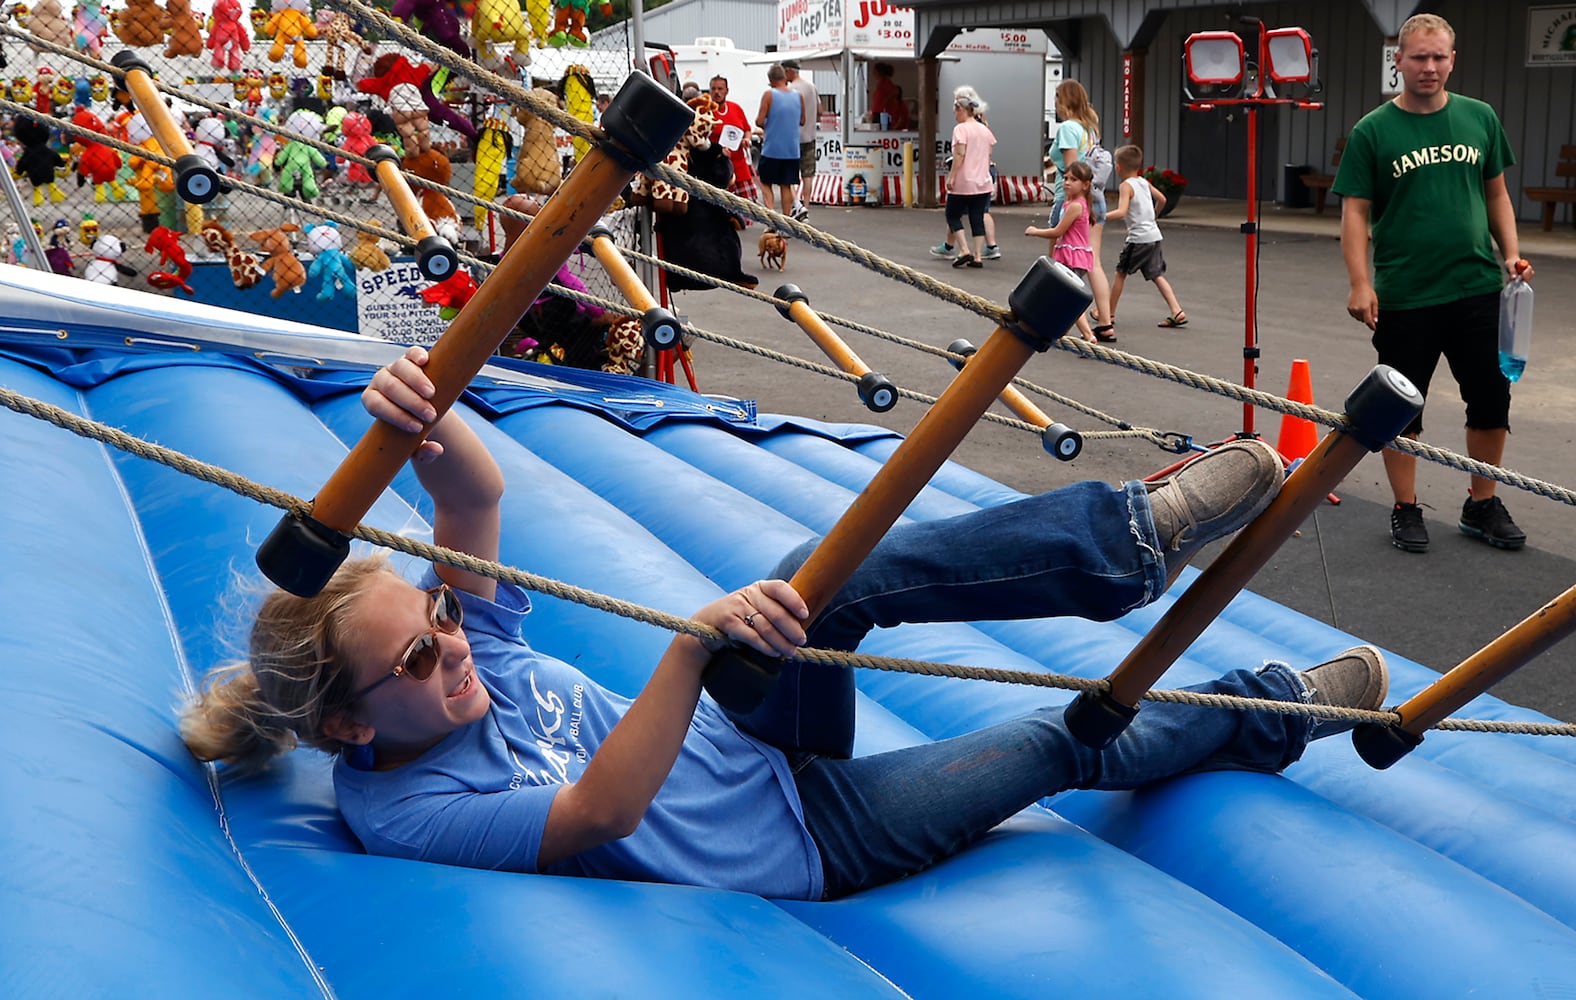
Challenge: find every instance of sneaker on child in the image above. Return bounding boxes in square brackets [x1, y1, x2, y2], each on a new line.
[1390, 501, 1429, 553]
[1459, 494, 1526, 550]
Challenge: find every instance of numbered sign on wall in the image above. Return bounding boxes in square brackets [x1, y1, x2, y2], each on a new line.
[1382, 43, 1402, 95]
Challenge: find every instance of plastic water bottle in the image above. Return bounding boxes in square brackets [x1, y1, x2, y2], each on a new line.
[1498, 263, 1534, 382]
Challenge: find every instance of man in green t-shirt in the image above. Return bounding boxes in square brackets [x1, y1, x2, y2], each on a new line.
[1334, 12, 1535, 554]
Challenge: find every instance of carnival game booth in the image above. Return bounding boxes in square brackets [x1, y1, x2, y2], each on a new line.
[772, 1, 1049, 208]
[6, 264, 1576, 998]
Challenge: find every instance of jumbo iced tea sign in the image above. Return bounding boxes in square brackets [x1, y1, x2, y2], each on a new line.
[848, 1, 913, 48]
[779, 0, 841, 49]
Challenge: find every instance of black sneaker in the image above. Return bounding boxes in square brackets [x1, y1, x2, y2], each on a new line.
[1459, 495, 1526, 550]
[1390, 501, 1428, 553]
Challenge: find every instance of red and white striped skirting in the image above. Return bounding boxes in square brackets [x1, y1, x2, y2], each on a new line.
[808, 175, 1049, 207]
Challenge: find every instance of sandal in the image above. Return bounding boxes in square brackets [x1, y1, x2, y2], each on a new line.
[1092, 324, 1118, 343]
[1158, 312, 1188, 328]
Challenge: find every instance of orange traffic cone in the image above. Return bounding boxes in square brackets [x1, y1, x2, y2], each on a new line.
[1277, 358, 1319, 463]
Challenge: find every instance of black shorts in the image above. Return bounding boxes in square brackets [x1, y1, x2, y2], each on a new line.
[799, 141, 817, 178]
[1116, 240, 1166, 280]
[759, 155, 801, 187]
[1373, 291, 1509, 436]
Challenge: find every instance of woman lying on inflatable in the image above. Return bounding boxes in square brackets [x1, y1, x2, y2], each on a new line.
[182, 347, 1387, 901]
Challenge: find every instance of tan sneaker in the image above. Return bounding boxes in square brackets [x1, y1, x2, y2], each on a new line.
[1300, 645, 1389, 739]
[1148, 439, 1284, 588]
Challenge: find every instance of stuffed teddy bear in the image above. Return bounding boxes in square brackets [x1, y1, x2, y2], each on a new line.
[13, 114, 67, 206]
[305, 221, 356, 300]
[27, 0, 75, 50]
[264, 0, 317, 68]
[162, 0, 205, 58]
[347, 222, 392, 272]
[511, 88, 562, 196]
[276, 108, 327, 201]
[114, 0, 167, 47]
[250, 223, 306, 297]
[390, 0, 470, 60]
[401, 146, 461, 243]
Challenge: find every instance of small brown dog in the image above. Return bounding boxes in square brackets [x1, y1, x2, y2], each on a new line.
[758, 230, 787, 271]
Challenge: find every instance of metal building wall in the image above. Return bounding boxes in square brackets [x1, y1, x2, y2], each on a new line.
[917, 0, 1576, 218]
[635, 0, 781, 53]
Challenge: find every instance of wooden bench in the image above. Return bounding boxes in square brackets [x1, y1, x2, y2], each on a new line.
[1299, 136, 1346, 215]
[1524, 144, 1576, 231]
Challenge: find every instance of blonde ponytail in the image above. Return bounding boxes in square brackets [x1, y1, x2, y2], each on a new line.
[179, 555, 395, 771]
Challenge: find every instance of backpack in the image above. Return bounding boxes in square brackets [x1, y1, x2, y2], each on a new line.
[1086, 142, 1114, 189]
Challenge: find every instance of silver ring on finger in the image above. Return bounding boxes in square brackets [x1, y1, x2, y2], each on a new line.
[743, 613, 757, 628]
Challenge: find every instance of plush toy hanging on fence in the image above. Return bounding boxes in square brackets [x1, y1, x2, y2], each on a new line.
[27, 0, 74, 50]
[206, 0, 250, 71]
[276, 108, 327, 201]
[547, 0, 610, 48]
[472, 114, 509, 229]
[162, 0, 205, 57]
[401, 145, 461, 242]
[472, 0, 533, 70]
[317, 10, 371, 80]
[69, 106, 126, 202]
[13, 114, 67, 206]
[84, 234, 138, 284]
[114, 0, 167, 47]
[200, 219, 266, 289]
[72, 0, 110, 56]
[264, 0, 317, 68]
[390, 0, 470, 59]
[125, 111, 175, 233]
[560, 65, 595, 162]
[304, 221, 355, 300]
[337, 111, 377, 191]
[250, 223, 305, 297]
[45, 218, 79, 274]
[358, 54, 432, 154]
[347, 221, 392, 271]
[145, 226, 194, 293]
[510, 87, 561, 195]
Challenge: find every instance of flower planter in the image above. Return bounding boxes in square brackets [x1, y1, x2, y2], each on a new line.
[1158, 189, 1183, 218]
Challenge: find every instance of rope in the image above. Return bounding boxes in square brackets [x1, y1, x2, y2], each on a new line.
[1, 380, 1571, 739]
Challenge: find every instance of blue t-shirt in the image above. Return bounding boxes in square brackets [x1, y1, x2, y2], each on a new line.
[334, 579, 824, 900]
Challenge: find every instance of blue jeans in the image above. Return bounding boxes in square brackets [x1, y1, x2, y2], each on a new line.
[726, 481, 1166, 757]
[717, 479, 1315, 898]
[796, 664, 1311, 898]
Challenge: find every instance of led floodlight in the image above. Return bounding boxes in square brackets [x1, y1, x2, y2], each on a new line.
[1264, 28, 1314, 84]
[1184, 32, 1246, 86]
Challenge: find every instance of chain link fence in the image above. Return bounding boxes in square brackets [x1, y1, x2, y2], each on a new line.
[0, 2, 652, 369]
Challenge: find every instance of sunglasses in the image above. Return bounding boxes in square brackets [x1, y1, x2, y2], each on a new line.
[350, 584, 464, 702]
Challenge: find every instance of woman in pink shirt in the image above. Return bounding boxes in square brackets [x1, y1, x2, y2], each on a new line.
[943, 93, 996, 268]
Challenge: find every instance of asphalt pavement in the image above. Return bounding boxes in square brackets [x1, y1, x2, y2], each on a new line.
[665, 192, 1576, 721]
